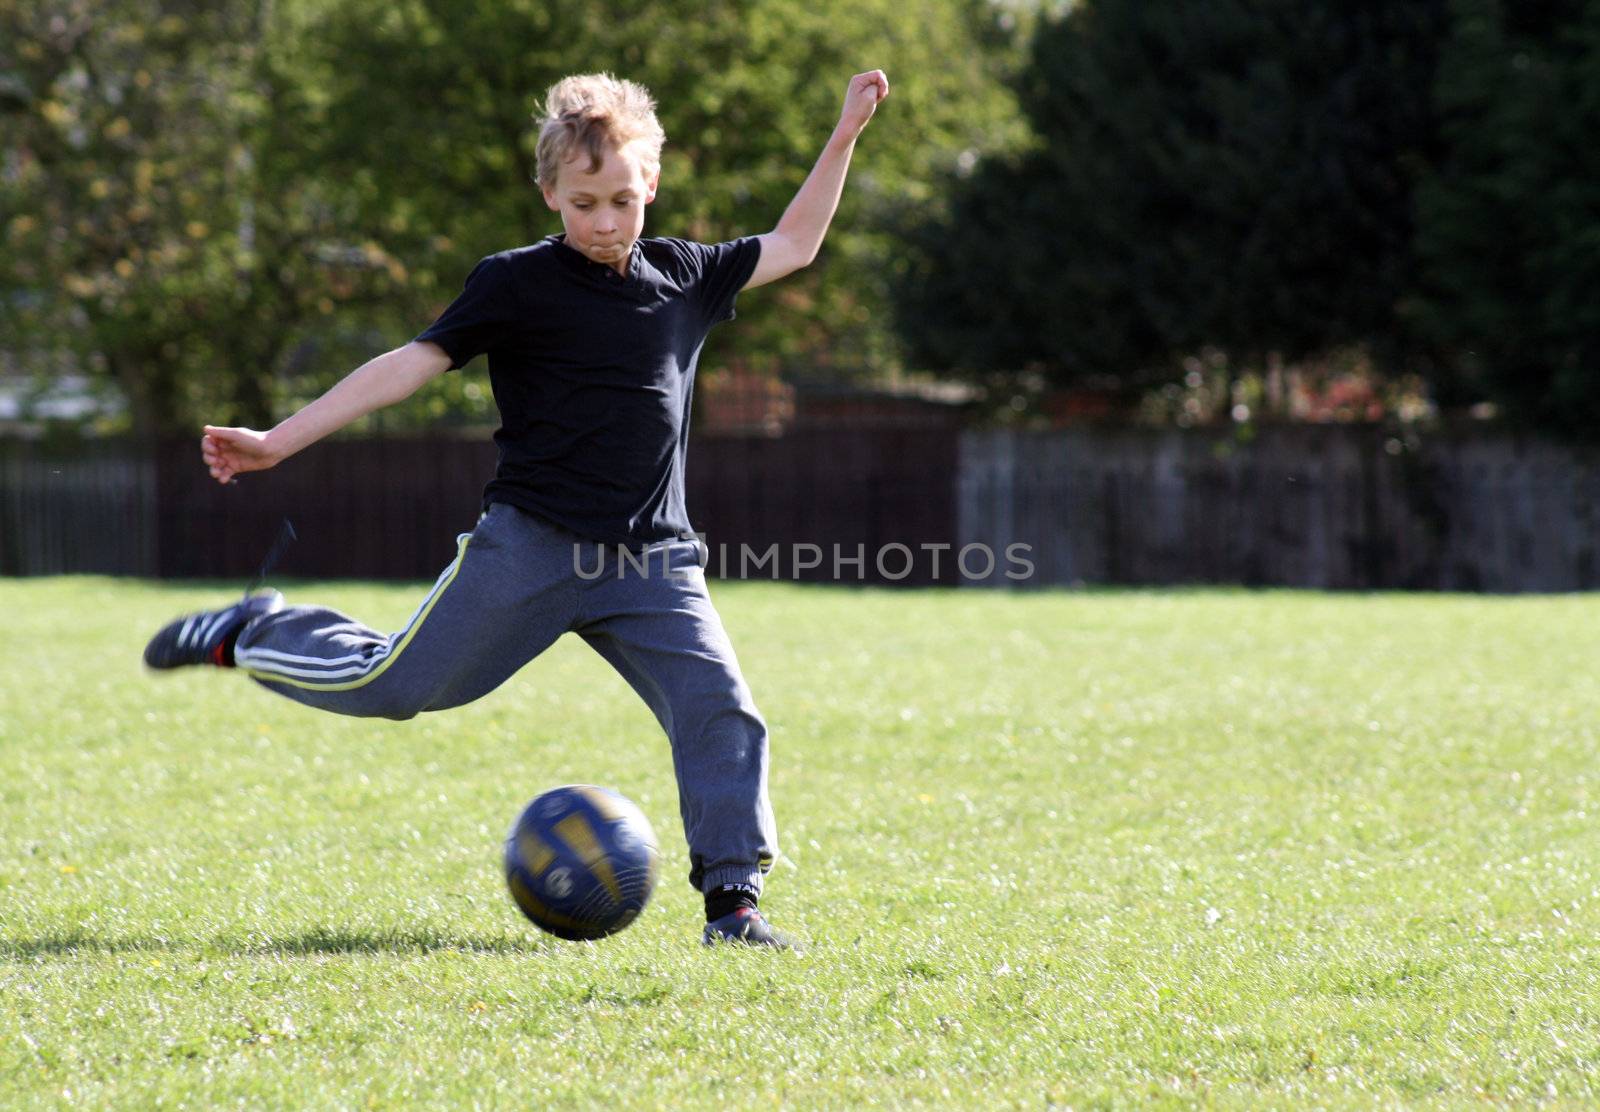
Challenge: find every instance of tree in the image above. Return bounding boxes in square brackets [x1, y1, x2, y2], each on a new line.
[895, 0, 1447, 401]
[0, 0, 411, 435]
[1410, 0, 1600, 434]
[283, 0, 1027, 382]
[1, 0, 1024, 435]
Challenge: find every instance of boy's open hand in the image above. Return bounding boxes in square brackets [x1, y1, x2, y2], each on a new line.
[838, 70, 888, 136]
[201, 425, 279, 485]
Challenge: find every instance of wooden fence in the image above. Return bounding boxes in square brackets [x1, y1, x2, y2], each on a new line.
[151, 437, 495, 581]
[0, 440, 157, 576]
[0, 430, 960, 585]
[686, 428, 959, 585]
[4, 426, 1597, 590]
[958, 426, 1600, 591]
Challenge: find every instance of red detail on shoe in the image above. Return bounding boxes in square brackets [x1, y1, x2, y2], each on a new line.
[211, 641, 230, 668]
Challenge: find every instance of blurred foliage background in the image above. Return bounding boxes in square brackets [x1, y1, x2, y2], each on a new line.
[897, 0, 1600, 437]
[0, 0, 1029, 434]
[3, 0, 1598, 437]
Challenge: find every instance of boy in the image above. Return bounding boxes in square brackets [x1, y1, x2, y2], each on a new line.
[143, 70, 888, 948]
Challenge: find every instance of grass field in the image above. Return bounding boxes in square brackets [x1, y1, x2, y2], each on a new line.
[2, 578, 1598, 1108]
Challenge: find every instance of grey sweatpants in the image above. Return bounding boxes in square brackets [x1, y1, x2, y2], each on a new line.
[233, 502, 776, 896]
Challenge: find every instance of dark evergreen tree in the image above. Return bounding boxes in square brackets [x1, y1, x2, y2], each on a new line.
[896, 0, 1447, 396]
[1411, 0, 1600, 434]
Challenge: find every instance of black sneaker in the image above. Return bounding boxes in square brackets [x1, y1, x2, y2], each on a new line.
[701, 907, 799, 951]
[143, 590, 284, 669]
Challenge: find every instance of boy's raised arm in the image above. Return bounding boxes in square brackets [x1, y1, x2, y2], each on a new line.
[745, 70, 889, 291]
[201, 340, 452, 485]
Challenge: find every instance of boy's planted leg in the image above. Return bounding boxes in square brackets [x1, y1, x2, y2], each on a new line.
[575, 538, 788, 946]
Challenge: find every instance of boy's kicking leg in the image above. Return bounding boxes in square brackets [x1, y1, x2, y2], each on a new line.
[145, 504, 578, 721]
[574, 537, 788, 948]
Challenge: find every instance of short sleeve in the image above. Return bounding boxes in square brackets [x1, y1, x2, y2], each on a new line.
[414, 256, 517, 370]
[678, 237, 762, 326]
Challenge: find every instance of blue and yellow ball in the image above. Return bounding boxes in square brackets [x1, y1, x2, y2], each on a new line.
[503, 785, 660, 940]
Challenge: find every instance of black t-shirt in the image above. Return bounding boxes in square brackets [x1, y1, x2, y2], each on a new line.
[415, 234, 761, 546]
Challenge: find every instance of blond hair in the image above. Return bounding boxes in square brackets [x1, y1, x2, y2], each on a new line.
[535, 73, 665, 189]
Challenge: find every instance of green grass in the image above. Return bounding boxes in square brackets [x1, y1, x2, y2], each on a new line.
[2, 579, 1599, 1108]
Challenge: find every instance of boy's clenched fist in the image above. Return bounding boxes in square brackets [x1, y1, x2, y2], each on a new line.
[838, 70, 889, 135]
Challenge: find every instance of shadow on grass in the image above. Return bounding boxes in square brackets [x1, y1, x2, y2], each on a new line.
[238, 926, 540, 956]
[0, 933, 172, 958]
[1, 926, 542, 960]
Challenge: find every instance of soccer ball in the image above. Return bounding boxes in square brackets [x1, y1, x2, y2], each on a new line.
[503, 784, 661, 941]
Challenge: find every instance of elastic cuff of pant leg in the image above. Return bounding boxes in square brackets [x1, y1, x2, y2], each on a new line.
[233, 614, 275, 652]
[701, 866, 763, 897]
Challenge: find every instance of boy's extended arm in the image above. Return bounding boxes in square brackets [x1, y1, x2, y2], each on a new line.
[201, 340, 451, 485]
[745, 70, 889, 291]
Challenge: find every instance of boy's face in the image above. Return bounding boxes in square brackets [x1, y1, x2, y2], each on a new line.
[542, 140, 660, 273]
